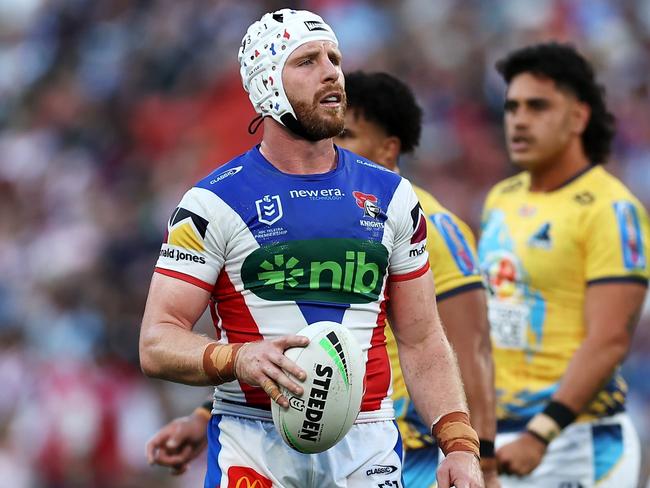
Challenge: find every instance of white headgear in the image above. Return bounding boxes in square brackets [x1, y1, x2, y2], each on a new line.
[238, 9, 338, 131]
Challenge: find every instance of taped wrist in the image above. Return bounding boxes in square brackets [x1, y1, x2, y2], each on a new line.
[431, 412, 480, 459]
[202, 342, 245, 384]
[526, 400, 576, 444]
[193, 403, 212, 421]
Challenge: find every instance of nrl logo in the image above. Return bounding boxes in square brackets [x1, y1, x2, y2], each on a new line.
[255, 194, 283, 225]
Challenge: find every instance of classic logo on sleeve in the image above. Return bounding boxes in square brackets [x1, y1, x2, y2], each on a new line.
[209, 165, 243, 184]
[431, 213, 478, 276]
[614, 201, 646, 270]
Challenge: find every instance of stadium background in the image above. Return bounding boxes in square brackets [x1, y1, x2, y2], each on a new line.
[0, 0, 649, 486]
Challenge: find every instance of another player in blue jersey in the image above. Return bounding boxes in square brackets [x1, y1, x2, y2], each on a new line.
[139, 9, 483, 488]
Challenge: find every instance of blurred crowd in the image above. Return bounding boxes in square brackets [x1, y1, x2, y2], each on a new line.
[0, 0, 649, 486]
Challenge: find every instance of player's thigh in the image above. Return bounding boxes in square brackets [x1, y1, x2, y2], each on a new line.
[325, 421, 404, 488]
[590, 413, 640, 488]
[204, 414, 301, 488]
[403, 446, 439, 488]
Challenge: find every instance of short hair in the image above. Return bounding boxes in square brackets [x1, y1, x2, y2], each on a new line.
[496, 42, 615, 165]
[344, 71, 422, 153]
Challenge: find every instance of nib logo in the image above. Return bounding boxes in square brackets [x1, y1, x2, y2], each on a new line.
[258, 254, 304, 289]
[242, 239, 389, 304]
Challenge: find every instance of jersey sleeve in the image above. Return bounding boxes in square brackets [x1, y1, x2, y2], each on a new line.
[583, 197, 650, 284]
[386, 179, 430, 281]
[427, 212, 483, 299]
[480, 184, 501, 226]
[155, 187, 226, 291]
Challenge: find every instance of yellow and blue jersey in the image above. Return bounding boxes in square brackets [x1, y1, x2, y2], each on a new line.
[386, 184, 484, 450]
[478, 166, 650, 431]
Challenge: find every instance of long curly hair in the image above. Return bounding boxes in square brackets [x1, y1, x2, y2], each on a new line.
[496, 42, 615, 165]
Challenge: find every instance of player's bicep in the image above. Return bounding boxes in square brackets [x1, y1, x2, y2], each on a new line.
[141, 272, 212, 334]
[387, 270, 439, 348]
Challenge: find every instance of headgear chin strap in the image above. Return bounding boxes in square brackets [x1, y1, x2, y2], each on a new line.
[238, 9, 338, 138]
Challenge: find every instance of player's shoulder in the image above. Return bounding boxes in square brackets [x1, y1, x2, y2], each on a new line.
[195, 150, 252, 192]
[576, 166, 640, 201]
[568, 166, 645, 211]
[411, 183, 471, 226]
[484, 171, 529, 206]
[411, 184, 443, 214]
[339, 147, 402, 182]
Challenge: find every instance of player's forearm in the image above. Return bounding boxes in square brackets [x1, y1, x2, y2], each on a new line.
[454, 335, 496, 440]
[552, 336, 630, 414]
[398, 330, 468, 428]
[139, 322, 218, 385]
[440, 291, 496, 441]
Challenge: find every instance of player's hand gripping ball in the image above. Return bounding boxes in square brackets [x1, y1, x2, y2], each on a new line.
[271, 321, 366, 453]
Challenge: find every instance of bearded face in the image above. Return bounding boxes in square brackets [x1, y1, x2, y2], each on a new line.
[281, 40, 346, 141]
[288, 86, 347, 140]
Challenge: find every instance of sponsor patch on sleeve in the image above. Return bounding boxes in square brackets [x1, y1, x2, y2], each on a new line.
[613, 201, 646, 270]
[410, 202, 427, 244]
[162, 206, 210, 264]
[430, 213, 479, 276]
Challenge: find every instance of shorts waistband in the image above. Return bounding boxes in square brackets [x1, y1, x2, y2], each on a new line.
[212, 399, 394, 423]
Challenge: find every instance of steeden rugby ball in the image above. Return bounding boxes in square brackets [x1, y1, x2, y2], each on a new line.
[271, 321, 366, 454]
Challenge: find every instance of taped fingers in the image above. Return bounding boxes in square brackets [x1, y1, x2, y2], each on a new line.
[261, 378, 283, 404]
[265, 361, 304, 395]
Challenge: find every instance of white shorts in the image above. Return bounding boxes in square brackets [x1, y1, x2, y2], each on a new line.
[204, 414, 404, 488]
[496, 413, 640, 488]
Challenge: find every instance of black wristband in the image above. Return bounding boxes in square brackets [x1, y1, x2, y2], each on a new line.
[542, 400, 576, 430]
[201, 400, 213, 413]
[479, 439, 495, 458]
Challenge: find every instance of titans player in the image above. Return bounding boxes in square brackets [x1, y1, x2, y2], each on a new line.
[479, 43, 649, 487]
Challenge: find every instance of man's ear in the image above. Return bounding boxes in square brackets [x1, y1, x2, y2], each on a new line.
[377, 136, 401, 170]
[572, 100, 591, 136]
